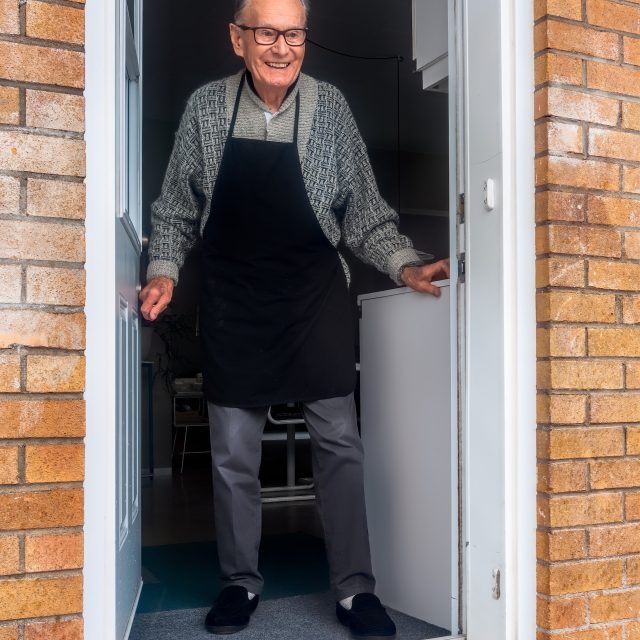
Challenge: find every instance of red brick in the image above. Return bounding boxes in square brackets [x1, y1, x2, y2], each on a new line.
[0, 176, 19, 215]
[589, 327, 640, 356]
[537, 291, 616, 323]
[591, 394, 640, 423]
[590, 523, 640, 555]
[0, 488, 83, 530]
[25, 532, 83, 572]
[591, 460, 640, 490]
[26, 1, 84, 45]
[0, 130, 85, 177]
[0, 266, 21, 304]
[538, 559, 622, 595]
[535, 0, 583, 20]
[535, 87, 619, 125]
[589, 261, 640, 292]
[0, 576, 82, 620]
[0, 446, 19, 485]
[535, 53, 583, 86]
[541, 427, 625, 459]
[0, 536, 19, 576]
[26, 266, 85, 306]
[625, 37, 640, 66]
[588, 195, 640, 226]
[25, 443, 84, 483]
[0, 86, 19, 125]
[0, 351, 20, 393]
[0, 41, 84, 89]
[26, 90, 85, 133]
[537, 595, 587, 629]
[27, 179, 85, 220]
[0, 220, 85, 262]
[26, 354, 85, 393]
[0, 400, 85, 439]
[543, 493, 623, 527]
[0, 0, 19, 34]
[537, 258, 585, 288]
[624, 102, 640, 130]
[536, 19, 619, 60]
[624, 166, 640, 194]
[537, 121, 584, 154]
[536, 156, 619, 191]
[536, 191, 587, 223]
[588, 60, 640, 98]
[0, 310, 85, 349]
[587, 0, 640, 35]
[590, 589, 640, 623]
[24, 619, 82, 640]
[590, 128, 640, 162]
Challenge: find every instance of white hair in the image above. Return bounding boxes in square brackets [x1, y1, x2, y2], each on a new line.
[233, 0, 310, 23]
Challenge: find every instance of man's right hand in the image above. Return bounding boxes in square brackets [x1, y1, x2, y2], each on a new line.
[139, 276, 175, 322]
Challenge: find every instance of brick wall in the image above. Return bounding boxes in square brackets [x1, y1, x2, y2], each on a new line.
[536, 0, 640, 638]
[0, 0, 85, 638]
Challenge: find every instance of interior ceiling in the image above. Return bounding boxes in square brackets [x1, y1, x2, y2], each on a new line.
[143, 0, 449, 155]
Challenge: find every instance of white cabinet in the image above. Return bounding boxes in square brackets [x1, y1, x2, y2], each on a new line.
[412, 0, 449, 92]
[358, 284, 454, 632]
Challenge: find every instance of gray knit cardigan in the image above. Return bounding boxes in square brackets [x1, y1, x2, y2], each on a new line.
[147, 70, 420, 286]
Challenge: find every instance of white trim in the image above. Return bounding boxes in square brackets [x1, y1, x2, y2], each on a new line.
[84, 1, 118, 638]
[507, 0, 537, 636]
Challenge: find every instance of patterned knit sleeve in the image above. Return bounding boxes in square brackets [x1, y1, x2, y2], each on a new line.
[331, 88, 420, 285]
[147, 91, 206, 286]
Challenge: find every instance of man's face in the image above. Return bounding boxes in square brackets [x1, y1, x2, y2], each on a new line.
[230, 0, 306, 94]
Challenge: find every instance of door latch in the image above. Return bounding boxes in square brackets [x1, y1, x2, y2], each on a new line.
[458, 253, 466, 284]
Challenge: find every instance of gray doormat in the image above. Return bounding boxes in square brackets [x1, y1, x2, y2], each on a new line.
[130, 591, 450, 640]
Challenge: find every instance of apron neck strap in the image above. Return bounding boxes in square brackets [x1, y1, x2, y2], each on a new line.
[230, 72, 301, 144]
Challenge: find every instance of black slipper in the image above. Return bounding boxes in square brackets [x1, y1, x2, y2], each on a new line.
[205, 586, 260, 635]
[336, 593, 397, 639]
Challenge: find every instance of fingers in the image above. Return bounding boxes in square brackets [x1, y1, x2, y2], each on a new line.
[139, 278, 174, 321]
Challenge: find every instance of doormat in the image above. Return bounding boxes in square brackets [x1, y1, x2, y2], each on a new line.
[137, 533, 330, 613]
[131, 591, 451, 640]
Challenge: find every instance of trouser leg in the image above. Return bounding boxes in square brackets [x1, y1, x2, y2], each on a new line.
[302, 393, 376, 600]
[207, 402, 267, 595]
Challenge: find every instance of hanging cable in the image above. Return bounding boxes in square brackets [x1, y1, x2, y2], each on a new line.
[307, 38, 404, 212]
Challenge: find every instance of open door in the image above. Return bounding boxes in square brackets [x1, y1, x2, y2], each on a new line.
[115, 0, 143, 636]
[359, 0, 461, 635]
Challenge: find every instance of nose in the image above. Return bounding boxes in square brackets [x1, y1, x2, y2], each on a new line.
[271, 33, 289, 54]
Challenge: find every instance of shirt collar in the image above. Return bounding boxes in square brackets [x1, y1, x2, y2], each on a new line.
[244, 69, 301, 115]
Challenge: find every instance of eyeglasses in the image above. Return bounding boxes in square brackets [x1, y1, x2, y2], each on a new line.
[234, 24, 308, 47]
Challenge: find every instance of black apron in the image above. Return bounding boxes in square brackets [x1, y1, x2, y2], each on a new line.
[199, 74, 356, 408]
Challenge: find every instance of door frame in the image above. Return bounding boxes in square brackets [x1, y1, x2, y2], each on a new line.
[83, 0, 536, 637]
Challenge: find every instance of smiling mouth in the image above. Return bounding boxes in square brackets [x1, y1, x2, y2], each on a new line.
[266, 62, 291, 69]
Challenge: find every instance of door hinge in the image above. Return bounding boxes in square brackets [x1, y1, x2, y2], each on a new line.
[492, 568, 501, 600]
[457, 193, 465, 225]
[458, 252, 466, 284]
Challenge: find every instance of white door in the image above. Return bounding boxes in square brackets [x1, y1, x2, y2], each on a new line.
[359, 285, 453, 633]
[115, 0, 143, 637]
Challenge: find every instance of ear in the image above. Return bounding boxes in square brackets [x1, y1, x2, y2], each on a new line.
[229, 23, 245, 58]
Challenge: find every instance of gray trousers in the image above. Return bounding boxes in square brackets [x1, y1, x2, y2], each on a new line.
[207, 393, 376, 600]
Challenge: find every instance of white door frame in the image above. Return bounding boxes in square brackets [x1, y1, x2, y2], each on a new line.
[83, 0, 536, 637]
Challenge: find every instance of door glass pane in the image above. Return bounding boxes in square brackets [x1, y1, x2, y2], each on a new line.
[127, 0, 135, 30]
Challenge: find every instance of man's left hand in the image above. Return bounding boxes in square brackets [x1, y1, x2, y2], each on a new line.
[400, 258, 451, 297]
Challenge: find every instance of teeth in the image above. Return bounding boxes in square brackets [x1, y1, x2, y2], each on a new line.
[267, 63, 289, 68]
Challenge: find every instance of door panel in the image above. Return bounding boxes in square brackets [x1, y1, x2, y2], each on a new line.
[115, 0, 143, 636]
[359, 286, 453, 632]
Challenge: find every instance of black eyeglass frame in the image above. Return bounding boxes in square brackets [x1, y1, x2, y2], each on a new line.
[234, 24, 309, 47]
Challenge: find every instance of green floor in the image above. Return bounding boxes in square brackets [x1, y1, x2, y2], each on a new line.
[137, 533, 330, 613]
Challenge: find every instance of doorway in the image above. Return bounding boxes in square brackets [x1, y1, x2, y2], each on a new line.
[84, 0, 537, 638]
[134, 0, 455, 638]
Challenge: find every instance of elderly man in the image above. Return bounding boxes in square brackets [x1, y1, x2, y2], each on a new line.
[140, 0, 450, 636]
